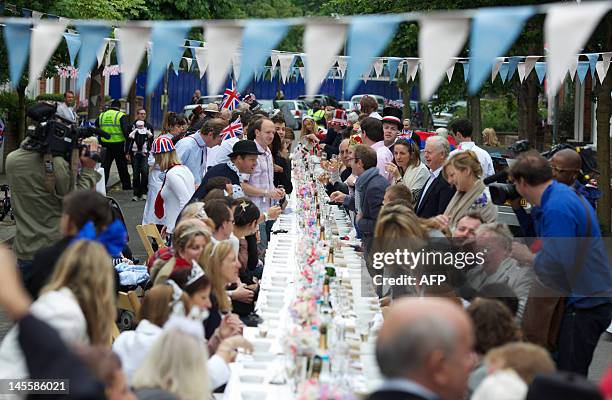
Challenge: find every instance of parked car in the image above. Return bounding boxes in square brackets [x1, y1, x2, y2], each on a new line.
[274, 100, 308, 127]
[256, 99, 274, 114]
[297, 95, 340, 108]
[183, 95, 223, 119]
[431, 100, 466, 128]
[338, 101, 353, 112]
[350, 94, 386, 113]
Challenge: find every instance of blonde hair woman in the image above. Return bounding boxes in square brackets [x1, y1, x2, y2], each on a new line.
[482, 127, 500, 147]
[436, 151, 497, 231]
[0, 241, 115, 379]
[198, 241, 244, 343]
[132, 325, 211, 400]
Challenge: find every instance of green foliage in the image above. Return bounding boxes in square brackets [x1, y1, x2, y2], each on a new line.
[53, 0, 147, 19]
[36, 93, 65, 102]
[453, 98, 518, 132]
[0, 91, 35, 130]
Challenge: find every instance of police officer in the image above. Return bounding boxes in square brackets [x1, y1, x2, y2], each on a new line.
[96, 99, 131, 189]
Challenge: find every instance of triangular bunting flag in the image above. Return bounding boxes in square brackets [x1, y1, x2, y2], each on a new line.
[96, 39, 109, 67]
[298, 67, 305, 80]
[237, 20, 290, 92]
[184, 57, 193, 72]
[499, 63, 509, 83]
[303, 22, 347, 96]
[491, 57, 504, 82]
[468, 6, 535, 94]
[535, 62, 546, 84]
[524, 56, 539, 80]
[595, 61, 606, 84]
[406, 59, 419, 81]
[545, 2, 609, 95]
[271, 51, 280, 69]
[346, 15, 401, 97]
[586, 53, 599, 79]
[205, 24, 243, 95]
[517, 63, 526, 83]
[419, 16, 470, 100]
[147, 21, 191, 94]
[64, 33, 81, 66]
[278, 53, 294, 84]
[576, 61, 589, 85]
[462, 63, 469, 82]
[446, 61, 456, 82]
[336, 56, 349, 78]
[188, 40, 200, 59]
[373, 58, 384, 78]
[29, 20, 68, 87]
[75, 23, 111, 90]
[602, 52, 612, 78]
[386, 57, 401, 81]
[567, 57, 578, 81]
[507, 56, 521, 82]
[195, 47, 208, 79]
[116, 27, 151, 96]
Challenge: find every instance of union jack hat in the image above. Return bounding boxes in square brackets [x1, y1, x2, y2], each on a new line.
[152, 136, 175, 154]
[331, 109, 348, 126]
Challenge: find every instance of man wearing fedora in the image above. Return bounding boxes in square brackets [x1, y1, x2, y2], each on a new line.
[192, 140, 263, 201]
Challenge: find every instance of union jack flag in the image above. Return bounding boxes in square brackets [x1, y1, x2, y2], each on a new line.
[221, 82, 241, 110]
[221, 116, 243, 141]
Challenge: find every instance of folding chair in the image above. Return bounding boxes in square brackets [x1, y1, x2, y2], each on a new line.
[117, 290, 142, 331]
[136, 224, 166, 259]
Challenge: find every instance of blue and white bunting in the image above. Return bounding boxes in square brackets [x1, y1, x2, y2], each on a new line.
[115, 27, 151, 96]
[586, 53, 599, 79]
[468, 6, 535, 94]
[238, 20, 290, 93]
[304, 23, 346, 96]
[507, 56, 522, 82]
[4, 21, 31, 87]
[535, 62, 546, 84]
[205, 24, 243, 96]
[63, 33, 81, 66]
[386, 57, 402, 81]
[29, 20, 68, 87]
[75, 23, 111, 90]
[462, 63, 469, 82]
[499, 63, 509, 84]
[576, 61, 589, 85]
[345, 15, 401, 97]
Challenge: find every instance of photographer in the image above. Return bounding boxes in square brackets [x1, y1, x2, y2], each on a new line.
[509, 151, 612, 376]
[5, 133, 100, 280]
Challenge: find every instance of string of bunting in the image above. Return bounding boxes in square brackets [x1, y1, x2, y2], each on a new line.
[1, 1, 611, 100]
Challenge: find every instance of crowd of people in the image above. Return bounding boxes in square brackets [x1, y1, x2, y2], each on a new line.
[0, 92, 611, 400]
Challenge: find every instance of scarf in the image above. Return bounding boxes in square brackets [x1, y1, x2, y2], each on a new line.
[354, 167, 381, 215]
[444, 179, 490, 229]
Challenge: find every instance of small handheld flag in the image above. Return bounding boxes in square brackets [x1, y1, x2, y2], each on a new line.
[221, 81, 241, 111]
[221, 116, 243, 141]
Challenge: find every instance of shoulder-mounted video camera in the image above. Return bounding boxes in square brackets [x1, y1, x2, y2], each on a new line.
[26, 102, 110, 162]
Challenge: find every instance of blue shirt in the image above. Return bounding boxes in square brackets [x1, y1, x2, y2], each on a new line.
[532, 181, 612, 308]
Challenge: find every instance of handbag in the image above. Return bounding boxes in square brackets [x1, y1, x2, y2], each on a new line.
[521, 194, 592, 351]
[154, 165, 178, 219]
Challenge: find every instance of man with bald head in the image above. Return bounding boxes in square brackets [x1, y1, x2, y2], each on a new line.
[368, 298, 475, 400]
[550, 149, 581, 186]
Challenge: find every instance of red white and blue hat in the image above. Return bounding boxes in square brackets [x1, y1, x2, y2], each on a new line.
[331, 109, 348, 126]
[152, 136, 175, 154]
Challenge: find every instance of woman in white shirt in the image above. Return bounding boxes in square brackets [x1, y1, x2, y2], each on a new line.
[0, 241, 116, 379]
[385, 138, 430, 203]
[150, 136, 195, 242]
[143, 112, 188, 226]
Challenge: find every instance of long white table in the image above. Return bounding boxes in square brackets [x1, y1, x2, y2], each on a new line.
[222, 195, 384, 400]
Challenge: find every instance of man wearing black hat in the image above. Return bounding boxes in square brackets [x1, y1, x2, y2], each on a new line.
[383, 106, 421, 149]
[191, 140, 262, 201]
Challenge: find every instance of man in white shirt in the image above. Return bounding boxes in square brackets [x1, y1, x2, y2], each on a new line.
[360, 117, 393, 183]
[55, 91, 77, 124]
[176, 118, 224, 185]
[449, 118, 495, 178]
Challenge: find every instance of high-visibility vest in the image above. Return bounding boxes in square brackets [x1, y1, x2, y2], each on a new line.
[98, 109, 126, 143]
[307, 108, 325, 123]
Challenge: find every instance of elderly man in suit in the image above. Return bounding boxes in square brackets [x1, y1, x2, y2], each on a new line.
[367, 298, 475, 400]
[415, 136, 456, 218]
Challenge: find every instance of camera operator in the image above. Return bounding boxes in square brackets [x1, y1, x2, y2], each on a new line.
[5, 133, 100, 280]
[508, 150, 612, 376]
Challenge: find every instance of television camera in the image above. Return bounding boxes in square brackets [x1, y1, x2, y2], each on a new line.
[26, 102, 109, 162]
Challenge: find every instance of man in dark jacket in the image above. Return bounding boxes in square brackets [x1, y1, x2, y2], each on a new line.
[367, 297, 474, 400]
[414, 136, 455, 218]
[192, 140, 262, 202]
[331, 145, 389, 257]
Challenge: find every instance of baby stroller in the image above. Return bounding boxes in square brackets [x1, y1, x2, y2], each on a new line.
[108, 196, 152, 331]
